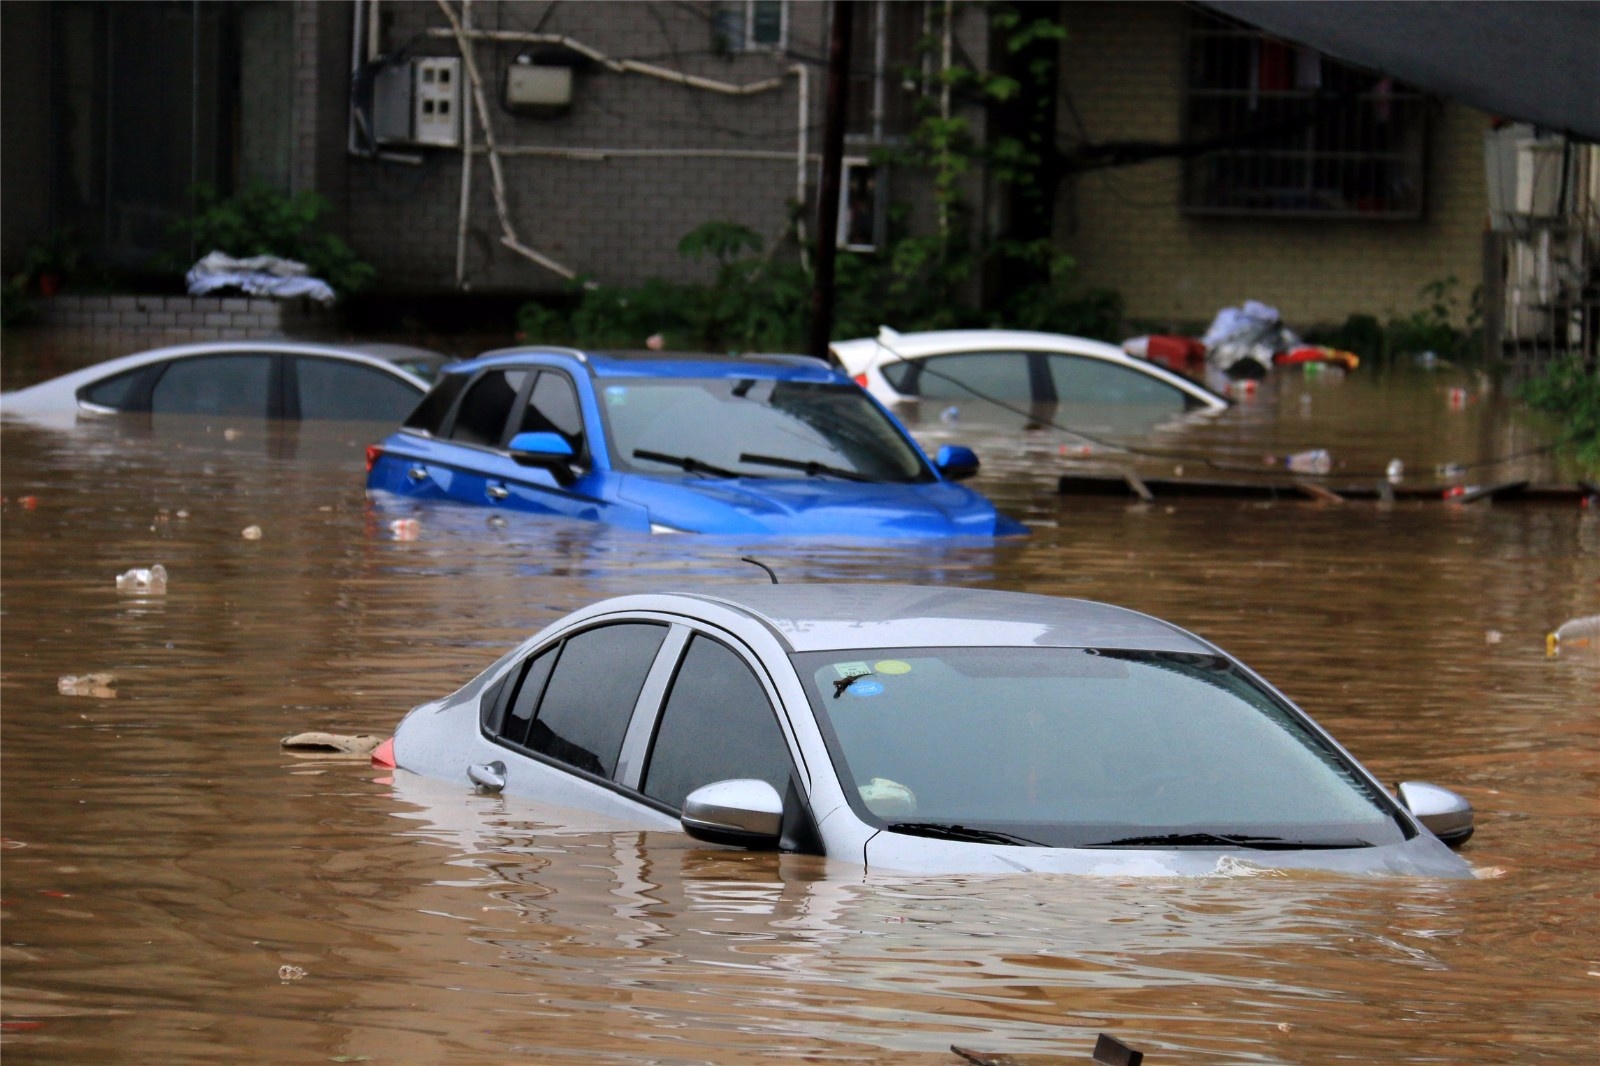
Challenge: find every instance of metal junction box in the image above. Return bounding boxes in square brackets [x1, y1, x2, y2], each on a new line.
[504, 62, 573, 117]
[373, 57, 462, 147]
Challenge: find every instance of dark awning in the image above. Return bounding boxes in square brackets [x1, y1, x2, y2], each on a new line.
[1203, 1, 1600, 141]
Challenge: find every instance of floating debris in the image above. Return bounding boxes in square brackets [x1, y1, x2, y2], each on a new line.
[280, 732, 383, 755]
[1546, 615, 1600, 657]
[389, 518, 420, 540]
[58, 673, 117, 698]
[277, 965, 307, 981]
[241, 525, 263, 540]
[115, 564, 167, 595]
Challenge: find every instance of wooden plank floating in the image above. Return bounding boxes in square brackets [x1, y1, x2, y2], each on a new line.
[1057, 472, 1599, 505]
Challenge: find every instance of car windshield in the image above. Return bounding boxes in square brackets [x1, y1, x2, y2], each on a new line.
[599, 377, 932, 483]
[793, 647, 1407, 849]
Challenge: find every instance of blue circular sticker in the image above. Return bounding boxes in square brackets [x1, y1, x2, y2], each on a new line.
[849, 679, 885, 698]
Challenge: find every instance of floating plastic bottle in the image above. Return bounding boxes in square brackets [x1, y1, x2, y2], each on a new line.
[115, 564, 167, 595]
[1546, 615, 1600, 657]
[1386, 459, 1404, 482]
[1283, 449, 1332, 475]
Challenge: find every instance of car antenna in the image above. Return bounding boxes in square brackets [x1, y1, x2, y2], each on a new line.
[740, 557, 779, 584]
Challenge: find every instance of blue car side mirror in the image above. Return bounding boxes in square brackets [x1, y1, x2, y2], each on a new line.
[934, 444, 980, 482]
[508, 431, 577, 484]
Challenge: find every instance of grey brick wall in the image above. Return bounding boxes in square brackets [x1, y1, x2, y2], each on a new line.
[36, 295, 337, 343]
[332, 1, 992, 297]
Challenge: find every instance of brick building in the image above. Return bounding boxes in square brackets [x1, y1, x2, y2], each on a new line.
[4, 1, 1591, 359]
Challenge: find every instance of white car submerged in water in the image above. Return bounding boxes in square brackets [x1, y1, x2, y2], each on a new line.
[378, 583, 1474, 877]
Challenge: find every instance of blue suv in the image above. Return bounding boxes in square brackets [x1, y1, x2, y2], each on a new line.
[365, 348, 1027, 537]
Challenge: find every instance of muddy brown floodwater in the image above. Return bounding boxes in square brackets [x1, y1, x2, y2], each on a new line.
[2, 356, 1597, 1063]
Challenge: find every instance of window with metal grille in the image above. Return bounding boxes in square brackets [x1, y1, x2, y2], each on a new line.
[846, 0, 929, 143]
[1183, 12, 1428, 219]
[714, 1, 787, 53]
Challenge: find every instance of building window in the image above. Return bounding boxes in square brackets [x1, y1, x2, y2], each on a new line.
[1183, 11, 1428, 219]
[838, 158, 883, 251]
[847, 0, 929, 143]
[715, 1, 787, 53]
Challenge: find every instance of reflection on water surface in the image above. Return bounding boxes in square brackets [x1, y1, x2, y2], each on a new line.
[2, 360, 1596, 1062]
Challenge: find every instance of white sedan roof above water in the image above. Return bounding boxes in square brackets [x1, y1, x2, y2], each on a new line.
[582, 584, 1213, 655]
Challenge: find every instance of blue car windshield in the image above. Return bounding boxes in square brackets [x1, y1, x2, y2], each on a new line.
[599, 378, 933, 483]
[793, 646, 1408, 850]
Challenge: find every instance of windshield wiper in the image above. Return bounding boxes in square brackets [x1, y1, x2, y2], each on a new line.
[833, 673, 871, 698]
[738, 452, 872, 482]
[887, 822, 1044, 846]
[632, 449, 748, 479]
[1085, 832, 1373, 850]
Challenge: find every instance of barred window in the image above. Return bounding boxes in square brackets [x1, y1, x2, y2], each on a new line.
[1183, 12, 1428, 219]
[714, 1, 787, 53]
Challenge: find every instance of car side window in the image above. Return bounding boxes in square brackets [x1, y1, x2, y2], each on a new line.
[293, 357, 422, 421]
[517, 372, 585, 455]
[80, 367, 149, 410]
[404, 373, 469, 433]
[909, 352, 1033, 401]
[640, 635, 793, 810]
[504, 623, 668, 778]
[448, 369, 531, 446]
[1045, 354, 1186, 409]
[149, 354, 273, 416]
[491, 645, 558, 748]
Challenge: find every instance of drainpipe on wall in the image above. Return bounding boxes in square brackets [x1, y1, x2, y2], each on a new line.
[453, 0, 474, 287]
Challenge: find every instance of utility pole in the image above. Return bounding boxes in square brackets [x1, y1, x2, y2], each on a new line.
[808, 0, 854, 363]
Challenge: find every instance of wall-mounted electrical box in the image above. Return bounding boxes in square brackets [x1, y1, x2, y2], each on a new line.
[504, 58, 573, 117]
[373, 57, 462, 147]
[505, 64, 572, 115]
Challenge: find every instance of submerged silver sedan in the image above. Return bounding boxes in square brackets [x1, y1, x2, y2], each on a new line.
[379, 584, 1474, 877]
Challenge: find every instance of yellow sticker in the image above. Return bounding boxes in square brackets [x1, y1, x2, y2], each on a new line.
[874, 659, 912, 675]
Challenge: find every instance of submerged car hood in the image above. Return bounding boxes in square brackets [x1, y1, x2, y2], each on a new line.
[618, 474, 1026, 537]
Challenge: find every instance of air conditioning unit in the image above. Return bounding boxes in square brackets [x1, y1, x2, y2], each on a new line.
[373, 57, 462, 148]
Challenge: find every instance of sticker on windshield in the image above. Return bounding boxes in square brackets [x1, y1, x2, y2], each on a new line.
[848, 679, 885, 698]
[873, 659, 912, 675]
[833, 661, 871, 679]
[604, 386, 628, 406]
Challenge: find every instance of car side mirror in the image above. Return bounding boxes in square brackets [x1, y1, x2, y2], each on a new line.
[934, 444, 980, 482]
[681, 779, 783, 849]
[1396, 781, 1473, 848]
[507, 431, 577, 484]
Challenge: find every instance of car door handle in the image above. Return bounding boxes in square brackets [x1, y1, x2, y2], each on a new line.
[406, 466, 428, 482]
[485, 485, 509, 500]
[468, 761, 506, 793]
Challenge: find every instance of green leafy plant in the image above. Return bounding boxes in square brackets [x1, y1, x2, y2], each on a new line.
[1384, 276, 1482, 367]
[169, 182, 376, 296]
[1519, 357, 1600, 468]
[2, 275, 38, 327]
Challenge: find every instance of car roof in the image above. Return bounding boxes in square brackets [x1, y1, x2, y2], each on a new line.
[648, 583, 1212, 654]
[455, 346, 845, 383]
[831, 328, 1130, 364]
[2, 340, 430, 411]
